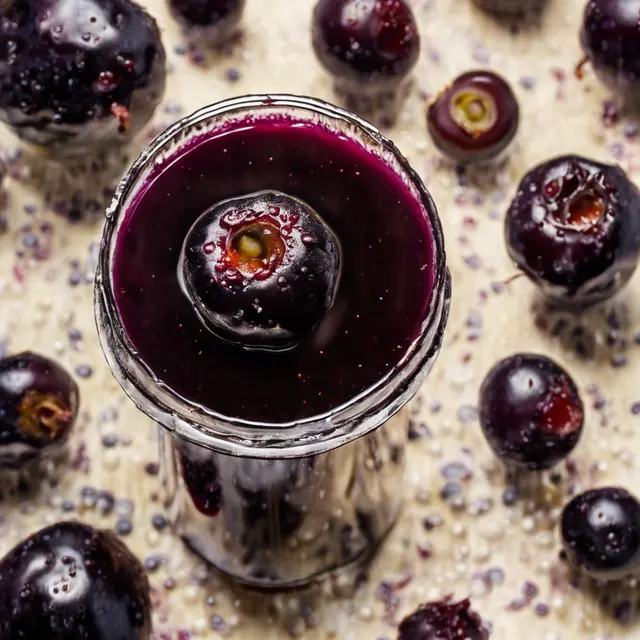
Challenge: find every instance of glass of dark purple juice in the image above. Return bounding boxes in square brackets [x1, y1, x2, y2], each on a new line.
[95, 95, 450, 589]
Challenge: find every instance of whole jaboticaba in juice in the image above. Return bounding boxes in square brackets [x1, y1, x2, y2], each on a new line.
[113, 116, 435, 424]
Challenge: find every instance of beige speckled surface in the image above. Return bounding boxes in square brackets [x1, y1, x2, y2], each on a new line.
[1, 0, 640, 638]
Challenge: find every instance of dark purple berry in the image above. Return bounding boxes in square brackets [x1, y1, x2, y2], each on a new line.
[580, 0, 640, 103]
[167, 0, 246, 45]
[311, 0, 420, 92]
[0, 0, 166, 157]
[0, 352, 79, 469]
[398, 596, 488, 640]
[427, 70, 519, 164]
[505, 155, 640, 308]
[471, 0, 543, 14]
[561, 487, 640, 580]
[479, 354, 584, 471]
[179, 190, 341, 352]
[0, 521, 151, 640]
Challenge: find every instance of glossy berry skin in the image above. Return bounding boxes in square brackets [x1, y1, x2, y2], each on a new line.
[479, 354, 584, 471]
[179, 190, 341, 352]
[0, 521, 151, 640]
[561, 487, 640, 580]
[311, 0, 420, 92]
[398, 596, 488, 640]
[0, 0, 166, 157]
[0, 352, 79, 469]
[167, 0, 246, 45]
[427, 70, 519, 164]
[505, 155, 640, 308]
[581, 0, 640, 102]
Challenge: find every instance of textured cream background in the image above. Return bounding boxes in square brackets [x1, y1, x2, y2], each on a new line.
[0, 0, 639, 638]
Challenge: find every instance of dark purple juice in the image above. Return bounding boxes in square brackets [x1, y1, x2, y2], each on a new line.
[113, 116, 435, 423]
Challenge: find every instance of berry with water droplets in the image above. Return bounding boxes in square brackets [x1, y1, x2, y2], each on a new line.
[479, 353, 584, 471]
[0, 521, 151, 639]
[562, 487, 640, 580]
[505, 155, 640, 308]
[179, 190, 341, 352]
[311, 0, 420, 92]
[0, 0, 166, 156]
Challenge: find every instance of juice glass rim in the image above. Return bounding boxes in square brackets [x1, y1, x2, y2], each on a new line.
[94, 93, 451, 459]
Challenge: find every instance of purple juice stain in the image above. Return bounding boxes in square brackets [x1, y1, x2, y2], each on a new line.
[113, 116, 435, 423]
